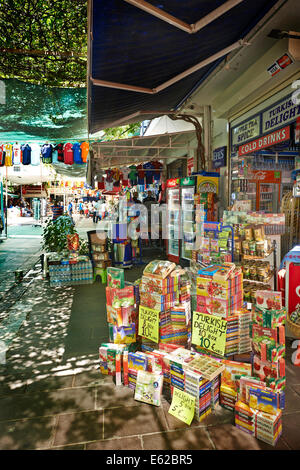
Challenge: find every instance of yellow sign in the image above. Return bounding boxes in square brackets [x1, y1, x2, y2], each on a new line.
[192, 311, 227, 356]
[168, 388, 195, 425]
[197, 175, 219, 194]
[138, 306, 160, 343]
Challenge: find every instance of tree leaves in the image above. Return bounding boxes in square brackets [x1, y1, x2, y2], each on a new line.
[0, 0, 87, 87]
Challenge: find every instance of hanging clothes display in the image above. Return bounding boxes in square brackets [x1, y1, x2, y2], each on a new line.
[12, 143, 21, 165]
[63, 142, 74, 165]
[30, 143, 41, 165]
[54, 143, 64, 162]
[0, 144, 5, 167]
[129, 165, 138, 186]
[41, 143, 53, 164]
[80, 141, 89, 163]
[73, 142, 83, 164]
[4, 143, 13, 166]
[21, 144, 31, 165]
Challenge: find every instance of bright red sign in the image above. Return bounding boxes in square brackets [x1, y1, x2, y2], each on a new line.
[167, 178, 179, 188]
[238, 126, 290, 156]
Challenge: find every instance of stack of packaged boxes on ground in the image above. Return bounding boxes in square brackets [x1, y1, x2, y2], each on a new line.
[90, 235, 112, 270]
[98, 260, 286, 444]
[49, 255, 93, 286]
[233, 290, 286, 446]
[195, 263, 250, 357]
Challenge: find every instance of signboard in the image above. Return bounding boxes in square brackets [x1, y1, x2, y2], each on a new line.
[192, 311, 227, 356]
[168, 388, 195, 425]
[187, 157, 194, 176]
[212, 146, 227, 169]
[167, 178, 180, 188]
[238, 126, 290, 156]
[262, 94, 300, 134]
[203, 221, 223, 232]
[267, 53, 293, 77]
[138, 306, 159, 343]
[248, 170, 281, 183]
[197, 175, 219, 194]
[232, 116, 260, 146]
[180, 176, 195, 186]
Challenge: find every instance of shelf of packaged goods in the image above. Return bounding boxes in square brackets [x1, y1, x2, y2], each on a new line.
[243, 271, 274, 284]
[242, 249, 274, 260]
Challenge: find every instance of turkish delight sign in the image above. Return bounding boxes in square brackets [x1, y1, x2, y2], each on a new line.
[138, 306, 159, 343]
[192, 311, 227, 356]
[168, 388, 195, 425]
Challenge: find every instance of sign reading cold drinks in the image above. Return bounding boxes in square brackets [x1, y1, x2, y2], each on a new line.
[238, 126, 290, 156]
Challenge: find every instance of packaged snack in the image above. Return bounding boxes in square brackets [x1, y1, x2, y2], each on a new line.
[143, 260, 176, 279]
[255, 291, 282, 310]
[244, 226, 254, 241]
[107, 267, 125, 289]
[67, 233, 80, 251]
[249, 387, 278, 415]
[109, 324, 136, 344]
[106, 286, 135, 308]
[134, 370, 163, 406]
[253, 225, 265, 242]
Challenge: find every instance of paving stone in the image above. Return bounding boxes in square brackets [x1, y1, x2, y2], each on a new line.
[104, 404, 168, 439]
[0, 416, 56, 450]
[53, 411, 103, 447]
[142, 428, 213, 450]
[0, 387, 96, 421]
[281, 412, 300, 449]
[86, 436, 142, 450]
[207, 423, 290, 450]
[160, 398, 206, 431]
[73, 370, 111, 388]
[25, 374, 74, 393]
[96, 384, 141, 409]
[48, 443, 85, 450]
[282, 385, 300, 413]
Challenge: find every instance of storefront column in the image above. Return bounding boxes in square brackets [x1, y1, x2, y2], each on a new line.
[203, 105, 213, 171]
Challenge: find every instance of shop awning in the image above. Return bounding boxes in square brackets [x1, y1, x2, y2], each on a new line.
[92, 129, 196, 169]
[88, 0, 279, 133]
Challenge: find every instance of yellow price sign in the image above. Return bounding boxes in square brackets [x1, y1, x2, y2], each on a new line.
[138, 305, 160, 343]
[168, 388, 195, 425]
[192, 311, 227, 356]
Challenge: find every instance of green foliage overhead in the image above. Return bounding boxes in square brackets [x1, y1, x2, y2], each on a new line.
[0, 0, 87, 87]
[102, 123, 141, 141]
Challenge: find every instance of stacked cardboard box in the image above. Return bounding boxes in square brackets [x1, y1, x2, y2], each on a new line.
[238, 308, 252, 354]
[196, 263, 243, 318]
[90, 239, 111, 269]
[220, 360, 252, 411]
[224, 314, 239, 357]
[251, 291, 286, 392]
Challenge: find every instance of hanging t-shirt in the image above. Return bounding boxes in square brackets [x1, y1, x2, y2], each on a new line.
[143, 162, 154, 185]
[72, 142, 83, 164]
[21, 144, 31, 165]
[30, 143, 41, 165]
[106, 169, 114, 183]
[54, 143, 64, 162]
[121, 167, 130, 180]
[63, 143, 74, 165]
[129, 165, 138, 184]
[41, 144, 53, 164]
[80, 142, 89, 163]
[136, 164, 145, 185]
[12, 144, 21, 165]
[52, 147, 58, 163]
[4, 144, 13, 166]
[0, 145, 6, 166]
[152, 160, 163, 181]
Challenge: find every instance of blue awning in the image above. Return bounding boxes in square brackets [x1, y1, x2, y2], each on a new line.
[89, 0, 279, 134]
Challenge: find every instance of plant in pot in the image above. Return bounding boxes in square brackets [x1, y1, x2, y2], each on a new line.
[42, 215, 77, 253]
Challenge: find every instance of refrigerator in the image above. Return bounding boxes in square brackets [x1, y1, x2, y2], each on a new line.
[166, 178, 181, 263]
[249, 170, 281, 213]
[180, 177, 196, 262]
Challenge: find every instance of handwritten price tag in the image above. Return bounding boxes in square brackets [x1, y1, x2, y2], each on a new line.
[168, 388, 195, 425]
[138, 306, 160, 343]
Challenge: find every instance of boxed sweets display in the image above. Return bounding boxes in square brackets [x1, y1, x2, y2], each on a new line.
[251, 324, 285, 362]
[134, 370, 164, 406]
[107, 267, 125, 289]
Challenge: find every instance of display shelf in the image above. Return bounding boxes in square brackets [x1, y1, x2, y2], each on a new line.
[243, 270, 274, 284]
[242, 249, 274, 260]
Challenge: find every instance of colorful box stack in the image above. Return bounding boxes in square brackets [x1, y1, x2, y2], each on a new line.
[184, 370, 213, 421]
[233, 290, 286, 445]
[106, 283, 139, 344]
[224, 314, 239, 357]
[49, 257, 94, 286]
[251, 291, 286, 392]
[220, 360, 252, 411]
[196, 263, 243, 318]
[99, 343, 129, 376]
[235, 400, 282, 446]
[238, 309, 252, 354]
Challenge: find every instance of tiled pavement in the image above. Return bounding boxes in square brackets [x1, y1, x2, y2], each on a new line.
[1, 252, 300, 449]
